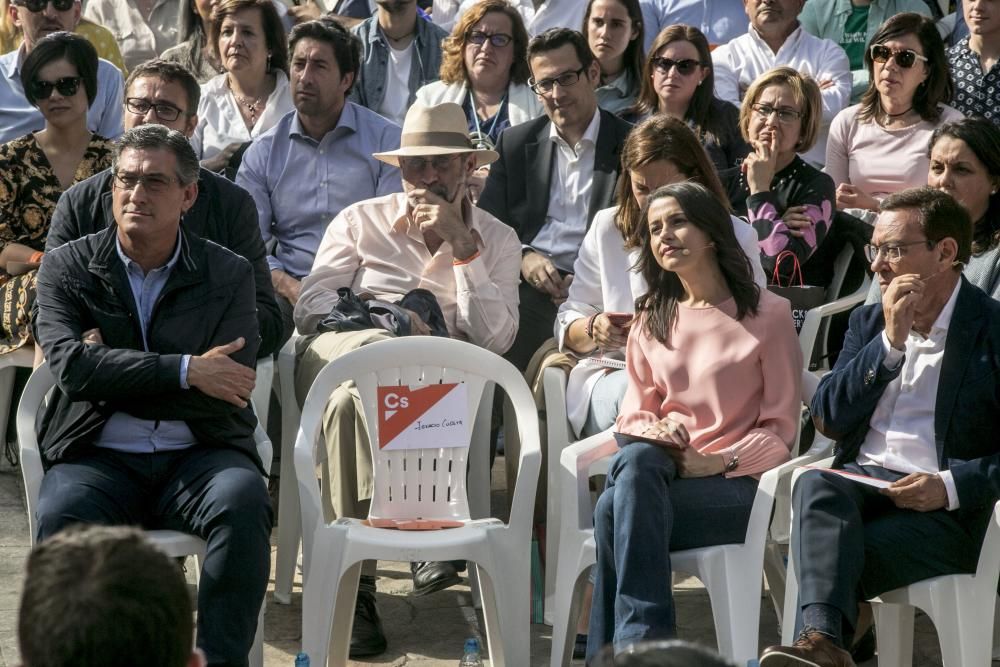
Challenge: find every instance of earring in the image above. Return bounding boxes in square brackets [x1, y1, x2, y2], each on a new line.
[266, 52, 272, 73]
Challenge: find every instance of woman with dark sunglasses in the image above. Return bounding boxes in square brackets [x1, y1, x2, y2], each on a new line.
[632, 24, 749, 173]
[0, 31, 112, 356]
[825, 12, 962, 223]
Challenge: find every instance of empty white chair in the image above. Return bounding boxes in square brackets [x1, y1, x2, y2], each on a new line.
[548, 370, 825, 666]
[18, 362, 271, 667]
[294, 336, 540, 667]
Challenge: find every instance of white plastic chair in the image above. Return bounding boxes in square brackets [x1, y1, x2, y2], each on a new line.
[294, 336, 540, 667]
[17, 362, 271, 667]
[780, 463, 1000, 666]
[0, 345, 35, 454]
[274, 331, 495, 605]
[252, 355, 274, 438]
[548, 370, 824, 666]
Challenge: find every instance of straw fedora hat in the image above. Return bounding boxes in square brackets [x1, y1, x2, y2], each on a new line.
[373, 102, 499, 168]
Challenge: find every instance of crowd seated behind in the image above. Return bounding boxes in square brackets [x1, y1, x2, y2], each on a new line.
[9, 0, 1000, 663]
[192, 0, 294, 175]
[633, 23, 750, 172]
[826, 12, 963, 222]
[584, 0, 644, 117]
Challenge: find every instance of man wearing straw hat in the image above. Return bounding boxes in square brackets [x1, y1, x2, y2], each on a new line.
[292, 101, 521, 657]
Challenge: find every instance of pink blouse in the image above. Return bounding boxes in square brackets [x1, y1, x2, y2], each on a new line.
[616, 290, 803, 478]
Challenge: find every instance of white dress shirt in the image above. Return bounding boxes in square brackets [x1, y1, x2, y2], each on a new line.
[530, 109, 600, 273]
[857, 280, 962, 509]
[711, 23, 852, 167]
[191, 71, 294, 161]
[456, 0, 587, 37]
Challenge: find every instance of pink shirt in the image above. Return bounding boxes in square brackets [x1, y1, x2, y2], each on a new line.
[616, 289, 802, 478]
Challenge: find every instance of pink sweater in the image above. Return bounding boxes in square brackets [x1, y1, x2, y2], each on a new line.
[616, 290, 803, 478]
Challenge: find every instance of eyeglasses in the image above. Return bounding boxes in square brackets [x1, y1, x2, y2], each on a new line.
[650, 57, 702, 76]
[529, 67, 587, 95]
[466, 31, 513, 48]
[752, 103, 802, 124]
[12, 0, 74, 11]
[125, 97, 185, 122]
[399, 155, 461, 172]
[29, 76, 80, 100]
[870, 44, 928, 69]
[113, 172, 180, 194]
[864, 240, 935, 263]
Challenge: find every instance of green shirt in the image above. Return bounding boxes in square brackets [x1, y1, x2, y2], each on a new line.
[841, 4, 870, 71]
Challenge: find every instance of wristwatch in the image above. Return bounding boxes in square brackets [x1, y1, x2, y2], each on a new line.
[724, 454, 740, 473]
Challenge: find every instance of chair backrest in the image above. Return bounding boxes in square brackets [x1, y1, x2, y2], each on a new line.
[18, 363, 273, 544]
[975, 501, 1000, 585]
[294, 337, 540, 539]
[827, 245, 853, 303]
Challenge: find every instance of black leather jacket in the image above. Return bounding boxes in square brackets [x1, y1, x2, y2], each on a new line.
[34, 226, 262, 471]
[47, 166, 284, 357]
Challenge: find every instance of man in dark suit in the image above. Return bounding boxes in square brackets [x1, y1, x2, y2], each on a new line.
[761, 187, 1000, 667]
[46, 59, 284, 358]
[477, 27, 632, 371]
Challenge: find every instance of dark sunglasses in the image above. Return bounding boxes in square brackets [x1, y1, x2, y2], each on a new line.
[29, 76, 81, 100]
[650, 57, 702, 76]
[870, 44, 928, 69]
[13, 0, 75, 12]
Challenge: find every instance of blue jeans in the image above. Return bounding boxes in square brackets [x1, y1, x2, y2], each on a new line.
[587, 441, 758, 660]
[36, 447, 273, 667]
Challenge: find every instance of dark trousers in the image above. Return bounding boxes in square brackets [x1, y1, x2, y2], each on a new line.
[503, 279, 560, 372]
[792, 463, 986, 641]
[36, 447, 274, 667]
[275, 291, 296, 351]
[587, 442, 758, 660]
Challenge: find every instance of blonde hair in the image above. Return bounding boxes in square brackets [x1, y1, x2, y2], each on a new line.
[738, 66, 822, 153]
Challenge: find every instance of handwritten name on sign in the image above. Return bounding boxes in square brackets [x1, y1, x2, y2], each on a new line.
[376, 382, 470, 450]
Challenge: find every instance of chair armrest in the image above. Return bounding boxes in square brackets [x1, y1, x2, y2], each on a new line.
[559, 430, 618, 531]
[542, 366, 571, 454]
[766, 448, 835, 543]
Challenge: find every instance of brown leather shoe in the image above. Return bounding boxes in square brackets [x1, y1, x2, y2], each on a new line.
[759, 629, 857, 667]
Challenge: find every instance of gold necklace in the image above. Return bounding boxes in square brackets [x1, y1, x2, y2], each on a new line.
[227, 76, 266, 125]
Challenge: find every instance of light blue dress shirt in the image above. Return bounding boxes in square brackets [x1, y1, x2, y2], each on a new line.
[0, 45, 125, 145]
[640, 0, 748, 52]
[236, 102, 403, 279]
[94, 234, 197, 453]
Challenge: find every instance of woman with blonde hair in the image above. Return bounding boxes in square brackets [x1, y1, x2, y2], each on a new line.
[721, 66, 836, 281]
[633, 24, 748, 172]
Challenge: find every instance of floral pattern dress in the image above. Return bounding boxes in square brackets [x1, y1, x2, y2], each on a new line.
[0, 133, 114, 353]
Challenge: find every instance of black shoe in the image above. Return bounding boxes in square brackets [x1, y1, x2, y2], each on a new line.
[572, 633, 588, 660]
[410, 560, 462, 596]
[850, 625, 875, 663]
[349, 590, 387, 658]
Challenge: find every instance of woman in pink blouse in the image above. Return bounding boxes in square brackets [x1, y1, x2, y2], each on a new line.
[587, 181, 802, 659]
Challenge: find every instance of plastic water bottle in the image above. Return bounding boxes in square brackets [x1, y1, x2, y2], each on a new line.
[459, 637, 484, 666]
[294, 652, 309, 667]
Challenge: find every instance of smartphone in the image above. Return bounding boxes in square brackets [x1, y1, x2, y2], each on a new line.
[606, 312, 633, 329]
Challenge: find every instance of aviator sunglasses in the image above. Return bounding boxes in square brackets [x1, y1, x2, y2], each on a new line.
[869, 44, 928, 69]
[13, 0, 75, 12]
[29, 76, 81, 100]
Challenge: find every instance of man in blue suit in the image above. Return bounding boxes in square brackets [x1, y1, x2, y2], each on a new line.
[761, 187, 1000, 667]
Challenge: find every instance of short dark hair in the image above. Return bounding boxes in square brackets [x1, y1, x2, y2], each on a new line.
[18, 525, 193, 667]
[527, 28, 594, 72]
[112, 124, 201, 186]
[288, 18, 361, 94]
[22, 31, 98, 107]
[880, 186, 973, 267]
[634, 182, 759, 344]
[124, 59, 201, 115]
[209, 0, 290, 75]
[859, 13, 953, 123]
[928, 117, 1000, 252]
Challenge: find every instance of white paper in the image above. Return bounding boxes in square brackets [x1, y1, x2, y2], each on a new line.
[376, 382, 469, 450]
[802, 466, 894, 489]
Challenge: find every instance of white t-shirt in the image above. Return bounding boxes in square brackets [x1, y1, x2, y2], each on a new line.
[378, 42, 413, 126]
